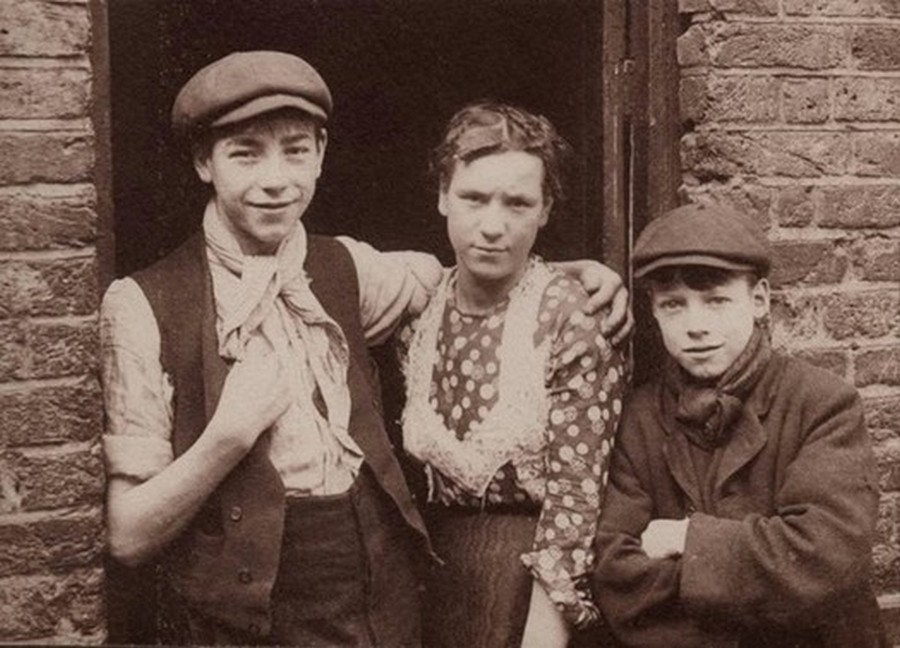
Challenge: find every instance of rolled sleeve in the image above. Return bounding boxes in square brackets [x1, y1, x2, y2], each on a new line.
[337, 236, 443, 345]
[100, 278, 174, 481]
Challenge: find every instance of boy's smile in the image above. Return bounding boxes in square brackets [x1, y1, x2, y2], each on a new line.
[194, 114, 326, 255]
[650, 274, 770, 380]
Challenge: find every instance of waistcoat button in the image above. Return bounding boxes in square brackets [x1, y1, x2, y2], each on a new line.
[229, 506, 243, 522]
[248, 623, 261, 635]
[238, 568, 252, 584]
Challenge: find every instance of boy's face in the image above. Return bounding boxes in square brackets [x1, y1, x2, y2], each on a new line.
[650, 273, 770, 381]
[194, 113, 326, 255]
[439, 150, 550, 297]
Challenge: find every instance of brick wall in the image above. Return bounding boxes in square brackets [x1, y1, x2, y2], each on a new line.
[678, 0, 900, 615]
[0, 0, 105, 643]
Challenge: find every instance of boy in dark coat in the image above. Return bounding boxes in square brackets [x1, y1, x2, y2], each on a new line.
[592, 203, 886, 647]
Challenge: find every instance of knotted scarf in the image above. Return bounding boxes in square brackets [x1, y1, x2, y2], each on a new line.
[203, 202, 362, 481]
[664, 325, 771, 450]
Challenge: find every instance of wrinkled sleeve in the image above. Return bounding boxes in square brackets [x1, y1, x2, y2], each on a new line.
[592, 403, 734, 647]
[520, 286, 626, 630]
[337, 236, 443, 346]
[100, 278, 174, 482]
[679, 382, 879, 627]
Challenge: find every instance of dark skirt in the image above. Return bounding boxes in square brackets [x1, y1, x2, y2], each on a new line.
[423, 508, 539, 648]
[159, 465, 422, 647]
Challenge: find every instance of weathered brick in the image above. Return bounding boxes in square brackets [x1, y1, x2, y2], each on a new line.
[785, 0, 900, 16]
[852, 26, 900, 71]
[782, 77, 830, 124]
[677, 24, 711, 68]
[0, 1, 90, 58]
[0, 447, 103, 513]
[710, 0, 779, 14]
[770, 292, 821, 343]
[0, 257, 98, 319]
[875, 492, 899, 546]
[835, 77, 900, 123]
[773, 185, 820, 227]
[0, 377, 101, 447]
[878, 440, 900, 489]
[856, 347, 900, 387]
[0, 319, 98, 382]
[681, 181, 773, 227]
[771, 240, 847, 287]
[0, 133, 93, 185]
[853, 238, 900, 282]
[822, 290, 900, 340]
[0, 509, 103, 578]
[681, 75, 779, 123]
[0, 186, 97, 251]
[789, 347, 849, 379]
[0, 68, 91, 120]
[682, 131, 850, 180]
[853, 132, 900, 176]
[873, 543, 900, 593]
[0, 568, 103, 642]
[820, 185, 900, 229]
[866, 394, 900, 443]
[712, 24, 848, 70]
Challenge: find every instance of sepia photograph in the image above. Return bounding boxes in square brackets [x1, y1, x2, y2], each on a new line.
[0, 0, 898, 645]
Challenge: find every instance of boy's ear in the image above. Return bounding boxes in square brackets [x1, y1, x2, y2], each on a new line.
[438, 190, 449, 217]
[751, 277, 771, 320]
[193, 152, 212, 184]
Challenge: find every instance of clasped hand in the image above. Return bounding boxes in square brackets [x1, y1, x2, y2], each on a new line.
[641, 518, 690, 559]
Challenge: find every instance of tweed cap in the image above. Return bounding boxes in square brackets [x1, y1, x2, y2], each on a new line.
[633, 202, 771, 279]
[171, 51, 332, 135]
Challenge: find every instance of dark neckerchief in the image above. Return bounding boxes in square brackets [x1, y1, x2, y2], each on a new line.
[663, 325, 772, 451]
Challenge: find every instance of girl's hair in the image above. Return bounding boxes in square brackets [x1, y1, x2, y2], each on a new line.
[431, 101, 572, 206]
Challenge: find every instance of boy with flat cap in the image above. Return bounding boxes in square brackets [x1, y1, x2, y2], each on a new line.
[592, 203, 886, 647]
[101, 51, 629, 646]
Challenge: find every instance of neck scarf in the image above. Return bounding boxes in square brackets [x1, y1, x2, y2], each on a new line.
[664, 324, 771, 450]
[203, 202, 353, 444]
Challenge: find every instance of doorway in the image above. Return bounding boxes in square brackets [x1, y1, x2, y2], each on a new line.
[109, 0, 608, 276]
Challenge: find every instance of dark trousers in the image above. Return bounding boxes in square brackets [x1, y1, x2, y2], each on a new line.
[160, 466, 422, 646]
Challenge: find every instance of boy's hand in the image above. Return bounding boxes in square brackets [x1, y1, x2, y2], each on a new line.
[209, 352, 293, 451]
[641, 518, 690, 559]
[555, 259, 633, 346]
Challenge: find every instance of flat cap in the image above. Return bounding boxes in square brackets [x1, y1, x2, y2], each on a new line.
[633, 202, 771, 279]
[171, 50, 332, 135]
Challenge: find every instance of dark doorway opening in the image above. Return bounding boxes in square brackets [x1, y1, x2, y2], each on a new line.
[109, 0, 606, 277]
[105, 3, 612, 642]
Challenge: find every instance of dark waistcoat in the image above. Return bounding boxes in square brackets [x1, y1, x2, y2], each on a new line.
[132, 232, 430, 636]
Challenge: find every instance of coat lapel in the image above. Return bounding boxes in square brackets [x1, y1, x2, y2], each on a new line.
[711, 408, 767, 497]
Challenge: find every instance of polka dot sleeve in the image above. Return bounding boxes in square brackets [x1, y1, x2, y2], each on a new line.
[520, 282, 627, 629]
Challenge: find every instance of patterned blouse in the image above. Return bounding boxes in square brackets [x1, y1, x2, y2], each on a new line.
[399, 258, 626, 627]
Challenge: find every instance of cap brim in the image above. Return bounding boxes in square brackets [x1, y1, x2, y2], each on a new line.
[634, 254, 757, 279]
[211, 93, 328, 129]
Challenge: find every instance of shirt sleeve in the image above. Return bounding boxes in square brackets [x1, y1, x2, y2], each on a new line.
[337, 236, 444, 346]
[100, 278, 175, 482]
[520, 280, 627, 629]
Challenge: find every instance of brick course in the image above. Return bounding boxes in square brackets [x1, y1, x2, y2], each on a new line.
[679, 0, 900, 622]
[0, 0, 104, 643]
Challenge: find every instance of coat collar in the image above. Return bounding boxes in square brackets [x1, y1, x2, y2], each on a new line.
[658, 354, 783, 507]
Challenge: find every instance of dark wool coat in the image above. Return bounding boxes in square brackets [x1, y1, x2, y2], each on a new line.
[593, 353, 885, 648]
